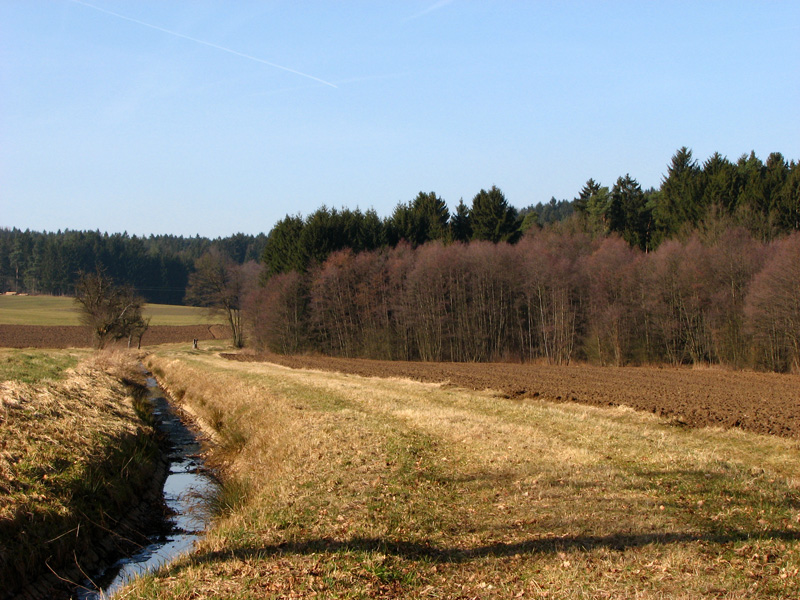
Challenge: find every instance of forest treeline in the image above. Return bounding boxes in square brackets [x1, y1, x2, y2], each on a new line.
[250, 148, 799, 372]
[260, 147, 799, 277]
[2, 147, 797, 301]
[1, 148, 798, 371]
[250, 227, 800, 372]
[0, 229, 266, 304]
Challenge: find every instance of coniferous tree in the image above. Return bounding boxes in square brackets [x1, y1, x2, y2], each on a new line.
[520, 211, 540, 232]
[450, 199, 472, 242]
[574, 179, 611, 235]
[764, 152, 790, 234]
[735, 151, 769, 237]
[8, 236, 26, 292]
[298, 207, 346, 268]
[387, 192, 450, 247]
[359, 209, 386, 252]
[655, 147, 704, 237]
[607, 175, 653, 251]
[262, 215, 306, 277]
[412, 191, 450, 242]
[522, 198, 574, 226]
[701, 152, 738, 213]
[574, 179, 600, 214]
[469, 186, 521, 243]
[386, 202, 416, 247]
[772, 161, 800, 232]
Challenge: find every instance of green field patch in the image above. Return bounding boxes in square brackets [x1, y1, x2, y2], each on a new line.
[0, 348, 89, 383]
[0, 294, 223, 326]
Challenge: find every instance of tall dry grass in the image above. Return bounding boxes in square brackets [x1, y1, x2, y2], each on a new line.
[0, 349, 159, 597]
[125, 350, 800, 599]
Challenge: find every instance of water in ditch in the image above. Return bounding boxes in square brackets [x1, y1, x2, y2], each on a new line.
[77, 374, 217, 599]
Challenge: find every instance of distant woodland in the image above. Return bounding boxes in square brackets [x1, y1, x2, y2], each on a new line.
[0, 231, 266, 304]
[2, 148, 799, 371]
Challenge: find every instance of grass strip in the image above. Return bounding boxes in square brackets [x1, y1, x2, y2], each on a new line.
[122, 349, 800, 599]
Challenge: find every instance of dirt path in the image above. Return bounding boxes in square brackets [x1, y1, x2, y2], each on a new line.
[225, 353, 800, 439]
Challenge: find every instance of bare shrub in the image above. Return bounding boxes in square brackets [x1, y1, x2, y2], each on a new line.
[580, 236, 643, 365]
[245, 271, 309, 354]
[745, 232, 800, 372]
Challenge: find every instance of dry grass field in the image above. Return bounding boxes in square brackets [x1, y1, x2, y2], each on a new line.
[232, 353, 800, 440]
[116, 349, 800, 599]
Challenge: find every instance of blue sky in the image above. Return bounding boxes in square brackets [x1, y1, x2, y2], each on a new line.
[2, 0, 798, 238]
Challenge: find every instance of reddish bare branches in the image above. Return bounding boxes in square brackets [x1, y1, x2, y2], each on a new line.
[247, 229, 800, 373]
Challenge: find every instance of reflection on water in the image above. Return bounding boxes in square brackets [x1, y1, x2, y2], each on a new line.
[77, 376, 216, 599]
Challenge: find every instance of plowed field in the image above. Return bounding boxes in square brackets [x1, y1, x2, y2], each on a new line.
[0, 324, 229, 349]
[226, 353, 800, 440]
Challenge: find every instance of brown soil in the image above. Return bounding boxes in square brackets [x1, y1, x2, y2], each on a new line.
[225, 353, 800, 440]
[0, 324, 229, 349]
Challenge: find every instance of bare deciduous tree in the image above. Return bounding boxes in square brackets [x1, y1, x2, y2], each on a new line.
[518, 231, 589, 365]
[580, 236, 642, 365]
[246, 271, 309, 354]
[185, 249, 250, 348]
[74, 269, 148, 349]
[745, 232, 800, 372]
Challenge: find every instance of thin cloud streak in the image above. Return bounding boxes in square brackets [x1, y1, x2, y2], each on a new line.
[334, 72, 408, 85]
[246, 73, 407, 98]
[67, 0, 337, 88]
[404, 0, 456, 22]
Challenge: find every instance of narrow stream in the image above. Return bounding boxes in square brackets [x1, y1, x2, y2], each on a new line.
[77, 374, 217, 599]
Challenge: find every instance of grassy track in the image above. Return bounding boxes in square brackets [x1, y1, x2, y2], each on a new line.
[0, 294, 222, 326]
[123, 349, 800, 599]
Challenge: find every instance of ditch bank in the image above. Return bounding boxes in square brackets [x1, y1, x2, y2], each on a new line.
[1, 359, 164, 599]
[2, 360, 215, 600]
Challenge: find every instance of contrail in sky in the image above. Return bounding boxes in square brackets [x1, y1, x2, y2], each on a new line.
[67, 0, 337, 88]
[404, 0, 456, 22]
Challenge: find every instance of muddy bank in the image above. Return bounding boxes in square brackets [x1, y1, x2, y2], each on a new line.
[225, 353, 800, 440]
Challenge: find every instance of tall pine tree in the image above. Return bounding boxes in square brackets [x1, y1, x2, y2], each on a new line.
[469, 186, 521, 243]
[655, 147, 704, 237]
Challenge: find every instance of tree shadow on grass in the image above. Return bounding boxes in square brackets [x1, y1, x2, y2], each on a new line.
[173, 528, 800, 572]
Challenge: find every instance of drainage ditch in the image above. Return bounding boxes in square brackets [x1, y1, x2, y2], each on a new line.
[76, 373, 216, 599]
